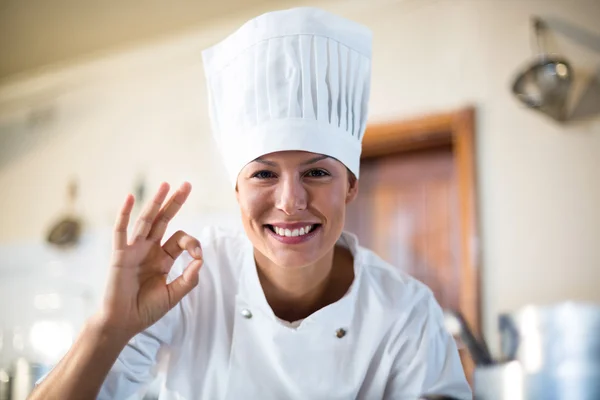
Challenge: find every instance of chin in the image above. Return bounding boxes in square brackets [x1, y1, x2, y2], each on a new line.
[269, 252, 319, 269]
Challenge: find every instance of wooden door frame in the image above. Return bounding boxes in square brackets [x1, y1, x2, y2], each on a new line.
[362, 106, 481, 378]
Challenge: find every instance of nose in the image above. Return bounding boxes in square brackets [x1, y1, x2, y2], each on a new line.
[275, 175, 307, 215]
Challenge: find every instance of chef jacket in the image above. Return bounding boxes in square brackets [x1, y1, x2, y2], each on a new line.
[92, 226, 471, 399]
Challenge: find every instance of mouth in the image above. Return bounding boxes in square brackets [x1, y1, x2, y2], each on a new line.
[264, 223, 322, 244]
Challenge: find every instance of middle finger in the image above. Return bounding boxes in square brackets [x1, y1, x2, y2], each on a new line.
[147, 182, 192, 242]
[131, 182, 170, 242]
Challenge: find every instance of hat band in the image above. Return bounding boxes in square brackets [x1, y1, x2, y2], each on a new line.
[221, 118, 363, 187]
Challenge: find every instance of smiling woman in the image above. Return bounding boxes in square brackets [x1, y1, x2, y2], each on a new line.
[237, 151, 358, 323]
[29, 7, 471, 400]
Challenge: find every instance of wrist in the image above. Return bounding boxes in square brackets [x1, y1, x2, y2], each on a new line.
[87, 312, 136, 347]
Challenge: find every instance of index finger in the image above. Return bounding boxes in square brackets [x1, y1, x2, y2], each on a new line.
[147, 182, 192, 242]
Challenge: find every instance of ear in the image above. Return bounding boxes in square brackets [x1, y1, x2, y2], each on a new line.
[346, 173, 359, 204]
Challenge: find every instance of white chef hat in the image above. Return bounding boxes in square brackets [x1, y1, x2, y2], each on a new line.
[202, 7, 372, 187]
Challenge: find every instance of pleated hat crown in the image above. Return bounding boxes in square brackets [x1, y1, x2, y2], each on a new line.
[202, 7, 373, 187]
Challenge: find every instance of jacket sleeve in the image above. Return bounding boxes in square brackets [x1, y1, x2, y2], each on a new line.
[97, 257, 187, 400]
[97, 303, 181, 400]
[384, 294, 473, 400]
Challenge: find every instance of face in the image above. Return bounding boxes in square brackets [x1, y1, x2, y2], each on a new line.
[236, 151, 358, 269]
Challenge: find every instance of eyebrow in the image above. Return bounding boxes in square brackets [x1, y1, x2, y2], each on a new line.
[254, 155, 330, 167]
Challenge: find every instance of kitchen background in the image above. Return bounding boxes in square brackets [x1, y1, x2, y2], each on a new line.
[0, 0, 599, 397]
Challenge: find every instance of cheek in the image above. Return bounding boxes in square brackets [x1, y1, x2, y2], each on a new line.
[238, 187, 271, 222]
[312, 183, 348, 222]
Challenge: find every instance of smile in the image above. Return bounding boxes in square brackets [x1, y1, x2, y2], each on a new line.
[264, 224, 321, 244]
[267, 224, 318, 237]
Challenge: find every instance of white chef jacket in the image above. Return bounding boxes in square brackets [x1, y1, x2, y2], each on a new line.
[96, 226, 471, 399]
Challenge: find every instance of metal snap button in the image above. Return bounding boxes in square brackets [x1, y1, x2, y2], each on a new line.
[241, 308, 253, 319]
[336, 328, 347, 338]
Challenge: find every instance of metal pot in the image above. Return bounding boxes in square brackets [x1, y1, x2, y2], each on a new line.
[445, 302, 600, 399]
[497, 302, 600, 400]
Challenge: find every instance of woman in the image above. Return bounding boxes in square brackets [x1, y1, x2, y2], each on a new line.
[31, 7, 471, 400]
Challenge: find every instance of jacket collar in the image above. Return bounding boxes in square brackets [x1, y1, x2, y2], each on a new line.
[237, 231, 363, 333]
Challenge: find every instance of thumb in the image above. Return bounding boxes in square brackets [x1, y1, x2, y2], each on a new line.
[166, 259, 202, 307]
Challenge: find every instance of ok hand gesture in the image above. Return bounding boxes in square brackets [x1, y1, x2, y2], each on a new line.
[98, 182, 203, 339]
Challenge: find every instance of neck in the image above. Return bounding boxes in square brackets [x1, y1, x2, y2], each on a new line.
[254, 244, 354, 322]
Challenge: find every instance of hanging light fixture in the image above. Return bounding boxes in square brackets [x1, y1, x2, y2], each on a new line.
[511, 17, 573, 122]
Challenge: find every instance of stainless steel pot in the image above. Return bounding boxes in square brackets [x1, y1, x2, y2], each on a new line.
[497, 302, 600, 400]
[471, 302, 600, 400]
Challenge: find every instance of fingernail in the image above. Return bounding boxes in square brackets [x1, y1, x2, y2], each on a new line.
[194, 247, 202, 258]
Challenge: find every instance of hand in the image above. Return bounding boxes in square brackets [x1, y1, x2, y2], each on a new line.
[97, 182, 203, 340]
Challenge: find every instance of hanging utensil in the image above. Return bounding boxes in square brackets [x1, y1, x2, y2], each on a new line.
[511, 17, 573, 122]
[133, 174, 146, 215]
[46, 179, 83, 248]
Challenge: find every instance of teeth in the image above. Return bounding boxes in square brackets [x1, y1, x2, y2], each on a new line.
[272, 225, 316, 237]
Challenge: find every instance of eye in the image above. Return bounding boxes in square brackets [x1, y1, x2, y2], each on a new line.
[304, 169, 330, 178]
[252, 170, 276, 179]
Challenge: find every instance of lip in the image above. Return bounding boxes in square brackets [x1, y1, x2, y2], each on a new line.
[265, 224, 321, 245]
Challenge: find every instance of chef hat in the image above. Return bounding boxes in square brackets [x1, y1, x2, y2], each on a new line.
[202, 7, 372, 187]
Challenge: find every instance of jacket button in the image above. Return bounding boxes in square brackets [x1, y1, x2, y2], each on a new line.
[241, 308, 253, 319]
[336, 328, 346, 338]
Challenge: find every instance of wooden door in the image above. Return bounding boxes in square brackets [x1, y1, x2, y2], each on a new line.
[345, 145, 461, 310]
[346, 107, 481, 384]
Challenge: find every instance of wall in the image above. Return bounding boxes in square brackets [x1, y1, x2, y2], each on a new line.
[1, 0, 599, 355]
